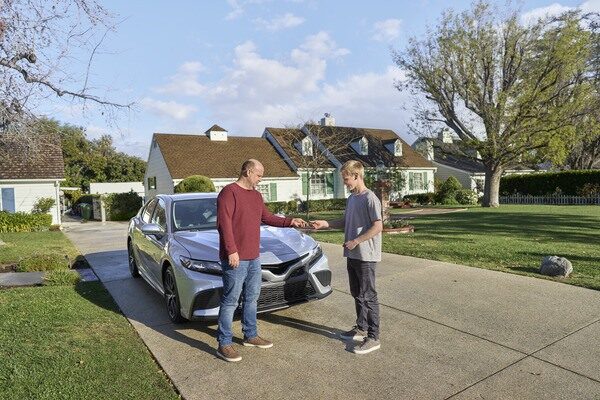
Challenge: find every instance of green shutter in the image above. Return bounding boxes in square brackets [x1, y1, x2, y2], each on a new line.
[408, 173, 414, 191]
[269, 182, 277, 202]
[302, 173, 308, 195]
[325, 172, 334, 195]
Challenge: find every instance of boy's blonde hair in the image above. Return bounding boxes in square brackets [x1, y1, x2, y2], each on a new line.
[341, 160, 364, 178]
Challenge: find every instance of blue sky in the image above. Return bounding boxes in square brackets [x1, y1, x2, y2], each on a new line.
[43, 0, 596, 158]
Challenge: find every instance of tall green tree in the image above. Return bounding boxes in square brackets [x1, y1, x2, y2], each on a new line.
[38, 119, 145, 190]
[395, 1, 594, 206]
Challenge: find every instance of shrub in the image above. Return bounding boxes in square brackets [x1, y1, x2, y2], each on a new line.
[577, 182, 600, 197]
[435, 176, 463, 204]
[500, 170, 600, 196]
[44, 269, 81, 286]
[32, 197, 56, 214]
[104, 191, 143, 221]
[17, 254, 69, 272]
[403, 192, 435, 205]
[265, 200, 298, 214]
[0, 212, 52, 233]
[300, 198, 347, 212]
[174, 175, 215, 193]
[455, 189, 479, 205]
[63, 189, 83, 205]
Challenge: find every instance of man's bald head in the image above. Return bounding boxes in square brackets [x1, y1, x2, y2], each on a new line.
[240, 159, 264, 177]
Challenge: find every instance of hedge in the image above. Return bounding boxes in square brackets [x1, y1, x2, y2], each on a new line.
[265, 198, 348, 214]
[104, 191, 143, 221]
[500, 170, 600, 196]
[0, 212, 52, 233]
[265, 200, 299, 214]
[403, 192, 436, 205]
[302, 198, 347, 212]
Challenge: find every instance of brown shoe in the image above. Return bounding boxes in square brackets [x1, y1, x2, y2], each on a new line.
[243, 336, 273, 348]
[216, 345, 242, 362]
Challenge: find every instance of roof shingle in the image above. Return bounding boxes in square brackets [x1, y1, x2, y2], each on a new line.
[0, 137, 64, 180]
[153, 133, 297, 179]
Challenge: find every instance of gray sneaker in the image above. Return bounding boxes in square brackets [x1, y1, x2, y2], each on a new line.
[353, 338, 381, 354]
[340, 326, 367, 341]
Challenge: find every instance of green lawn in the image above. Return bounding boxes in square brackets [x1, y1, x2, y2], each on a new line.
[0, 231, 86, 272]
[0, 282, 180, 400]
[308, 205, 600, 290]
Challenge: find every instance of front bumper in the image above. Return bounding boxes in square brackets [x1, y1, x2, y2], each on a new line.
[176, 252, 332, 321]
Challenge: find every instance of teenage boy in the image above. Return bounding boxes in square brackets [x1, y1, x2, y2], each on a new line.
[311, 160, 383, 354]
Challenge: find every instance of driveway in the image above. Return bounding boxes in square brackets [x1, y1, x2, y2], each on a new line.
[63, 221, 600, 400]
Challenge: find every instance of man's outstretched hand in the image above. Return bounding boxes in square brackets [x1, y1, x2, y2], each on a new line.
[290, 218, 308, 228]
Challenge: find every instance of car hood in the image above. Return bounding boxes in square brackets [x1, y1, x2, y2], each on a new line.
[173, 226, 316, 264]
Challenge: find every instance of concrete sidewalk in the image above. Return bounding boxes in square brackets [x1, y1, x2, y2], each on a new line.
[63, 221, 600, 400]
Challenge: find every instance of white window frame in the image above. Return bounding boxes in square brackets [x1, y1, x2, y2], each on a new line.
[301, 137, 313, 156]
[256, 184, 270, 201]
[310, 173, 326, 196]
[359, 137, 368, 155]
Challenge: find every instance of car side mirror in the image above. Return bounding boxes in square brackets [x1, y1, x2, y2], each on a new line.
[142, 223, 164, 238]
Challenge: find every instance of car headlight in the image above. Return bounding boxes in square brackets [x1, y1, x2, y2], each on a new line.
[179, 256, 223, 275]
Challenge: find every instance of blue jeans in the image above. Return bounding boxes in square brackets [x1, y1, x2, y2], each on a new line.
[217, 258, 262, 346]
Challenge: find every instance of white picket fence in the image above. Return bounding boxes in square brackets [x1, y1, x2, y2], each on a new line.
[500, 194, 600, 205]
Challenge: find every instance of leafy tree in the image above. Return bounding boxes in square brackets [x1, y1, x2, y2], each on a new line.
[38, 119, 146, 190]
[394, 1, 594, 206]
[0, 0, 130, 162]
[174, 175, 216, 193]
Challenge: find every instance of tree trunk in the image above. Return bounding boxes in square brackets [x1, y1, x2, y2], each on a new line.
[482, 165, 504, 207]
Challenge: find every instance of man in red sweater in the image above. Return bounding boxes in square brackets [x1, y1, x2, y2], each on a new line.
[216, 159, 307, 362]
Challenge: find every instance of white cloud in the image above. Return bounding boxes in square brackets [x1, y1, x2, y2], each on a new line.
[254, 13, 305, 31]
[372, 19, 402, 42]
[155, 61, 206, 96]
[520, 3, 573, 25]
[225, 0, 244, 20]
[580, 0, 600, 12]
[140, 98, 197, 120]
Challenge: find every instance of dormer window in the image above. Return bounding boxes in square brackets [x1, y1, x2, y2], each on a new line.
[359, 137, 368, 155]
[301, 136, 313, 156]
[394, 140, 402, 156]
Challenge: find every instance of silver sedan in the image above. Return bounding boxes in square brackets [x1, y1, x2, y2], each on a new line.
[127, 193, 332, 323]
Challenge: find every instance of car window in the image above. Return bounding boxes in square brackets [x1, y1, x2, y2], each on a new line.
[173, 198, 218, 231]
[141, 199, 157, 223]
[151, 199, 167, 230]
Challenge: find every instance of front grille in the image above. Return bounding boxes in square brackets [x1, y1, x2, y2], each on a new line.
[256, 279, 316, 310]
[261, 255, 305, 275]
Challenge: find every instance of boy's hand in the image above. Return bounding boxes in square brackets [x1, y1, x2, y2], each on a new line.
[343, 239, 359, 250]
[310, 220, 328, 230]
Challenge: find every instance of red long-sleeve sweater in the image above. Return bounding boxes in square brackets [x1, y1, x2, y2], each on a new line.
[217, 182, 292, 260]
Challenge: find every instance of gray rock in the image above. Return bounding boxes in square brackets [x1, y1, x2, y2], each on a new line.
[540, 256, 573, 277]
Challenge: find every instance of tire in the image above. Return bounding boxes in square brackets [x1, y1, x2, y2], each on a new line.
[163, 265, 188, 324]
[128, 242, 141, 278]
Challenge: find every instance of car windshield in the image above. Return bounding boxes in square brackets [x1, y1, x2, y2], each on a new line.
[173, 198, 218, 231]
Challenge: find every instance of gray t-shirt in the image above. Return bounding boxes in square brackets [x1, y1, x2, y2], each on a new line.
[343, 189, 382, 262]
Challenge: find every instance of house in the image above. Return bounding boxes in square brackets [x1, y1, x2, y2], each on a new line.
[412, 129, 539, 194]
[0, 139, 65, 224]
[265, 114, 437, 200]
[144, 125, 300, 201]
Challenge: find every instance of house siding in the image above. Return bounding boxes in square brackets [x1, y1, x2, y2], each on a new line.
[0, 180, 61, 224]
[144, 141, 175, 198]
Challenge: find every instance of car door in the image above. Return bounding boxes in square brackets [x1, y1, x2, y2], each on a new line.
[132, 198, 157, 279]
[144, 198, 169, 289]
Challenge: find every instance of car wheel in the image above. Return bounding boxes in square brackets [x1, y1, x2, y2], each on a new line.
[128, 243, 141, 278]
[163, 265, 188, 324]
